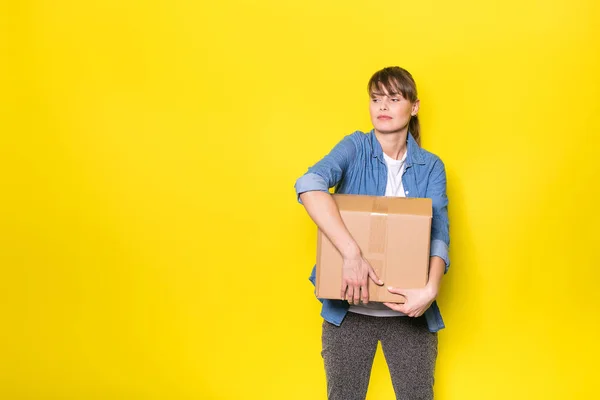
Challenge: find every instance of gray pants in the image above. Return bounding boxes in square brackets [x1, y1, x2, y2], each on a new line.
[322, 312, 438, 400]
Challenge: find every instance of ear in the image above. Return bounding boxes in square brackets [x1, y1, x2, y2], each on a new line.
[411, 99, 420, 116]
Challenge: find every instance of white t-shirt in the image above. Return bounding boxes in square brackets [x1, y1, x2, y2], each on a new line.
[348, 150, 408, 317]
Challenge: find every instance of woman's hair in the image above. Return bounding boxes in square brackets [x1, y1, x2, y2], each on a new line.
[367, 66, 420, 146]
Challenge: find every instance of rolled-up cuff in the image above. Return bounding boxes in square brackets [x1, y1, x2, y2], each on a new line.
[430, 239, 450, 273]
[295, 173, 329, 204]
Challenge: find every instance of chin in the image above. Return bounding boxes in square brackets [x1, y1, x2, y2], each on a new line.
[373, 121, 408, 134]
[374, 125, 402, 134]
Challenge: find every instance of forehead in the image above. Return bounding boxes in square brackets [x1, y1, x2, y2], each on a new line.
[370, 89, 403, 97]
[369, 80, 404, 97]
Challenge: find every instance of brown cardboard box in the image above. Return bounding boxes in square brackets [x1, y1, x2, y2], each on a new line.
[316, 194, 432, 303]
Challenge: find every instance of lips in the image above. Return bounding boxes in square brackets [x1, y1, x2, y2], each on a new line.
[377, 115, 392, 120]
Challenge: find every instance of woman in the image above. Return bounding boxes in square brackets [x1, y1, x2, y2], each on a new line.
[294, 66, 450, 400]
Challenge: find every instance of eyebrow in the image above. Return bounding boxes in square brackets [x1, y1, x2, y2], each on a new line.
[370, 92, 402, 97]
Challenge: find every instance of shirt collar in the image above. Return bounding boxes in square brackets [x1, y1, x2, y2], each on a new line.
[369, 129, 425, 166]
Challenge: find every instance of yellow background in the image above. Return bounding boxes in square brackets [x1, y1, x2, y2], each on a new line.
[2, 0, 600, 399]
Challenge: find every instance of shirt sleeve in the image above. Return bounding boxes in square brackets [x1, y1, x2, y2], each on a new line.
[426, 157, 451, 273]
[294, 133, 358, 204]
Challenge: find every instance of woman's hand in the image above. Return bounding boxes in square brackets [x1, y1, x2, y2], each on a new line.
[341, 255, 383, 305]
[383, 285, 438, 317]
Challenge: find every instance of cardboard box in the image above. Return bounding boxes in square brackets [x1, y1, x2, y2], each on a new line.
[316, 194, 432, 303]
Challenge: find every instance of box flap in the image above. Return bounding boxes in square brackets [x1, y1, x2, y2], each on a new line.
[332, 194, 432, 217]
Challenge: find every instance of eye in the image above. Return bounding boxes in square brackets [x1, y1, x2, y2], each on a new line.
[391, 98, 400, 102]
[371, 98, 379, 102]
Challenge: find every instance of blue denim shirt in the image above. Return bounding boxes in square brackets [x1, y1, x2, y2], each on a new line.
[295, 130, 450, 332]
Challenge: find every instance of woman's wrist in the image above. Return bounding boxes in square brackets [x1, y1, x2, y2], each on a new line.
[340, 241, 361, 260]
[425, 282, 439, 299]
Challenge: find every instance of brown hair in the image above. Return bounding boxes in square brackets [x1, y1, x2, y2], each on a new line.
[367, 66, 420, 146]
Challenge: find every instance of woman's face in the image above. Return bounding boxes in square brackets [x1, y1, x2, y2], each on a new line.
[369, 86, 419, 135]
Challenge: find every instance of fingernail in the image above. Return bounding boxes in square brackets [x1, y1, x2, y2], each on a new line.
[387, 286, 393, 290]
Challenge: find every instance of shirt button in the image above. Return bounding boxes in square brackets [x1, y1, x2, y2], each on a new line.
[405, 191, 409, 194]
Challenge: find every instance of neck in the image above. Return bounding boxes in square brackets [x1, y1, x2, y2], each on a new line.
[374, 128, 408, 160]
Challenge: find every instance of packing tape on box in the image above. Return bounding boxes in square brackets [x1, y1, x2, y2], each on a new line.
[367, 198, 388, 287]
[368, 197, 388, 255]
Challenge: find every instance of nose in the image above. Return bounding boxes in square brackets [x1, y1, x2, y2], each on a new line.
[379, 99, 388, 111]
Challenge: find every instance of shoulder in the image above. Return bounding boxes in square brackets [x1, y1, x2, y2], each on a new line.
[331, 130, 370, 155]
[343, 130, 370, 144]
[343, 130, 374, 153]
[416, 148, 447, 187]
[417, 146, 445, 169]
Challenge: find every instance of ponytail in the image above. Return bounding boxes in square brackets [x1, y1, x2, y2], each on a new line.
[409, 115, 420, 146]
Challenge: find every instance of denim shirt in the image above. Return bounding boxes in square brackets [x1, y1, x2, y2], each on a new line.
[295, 130, 450, 332]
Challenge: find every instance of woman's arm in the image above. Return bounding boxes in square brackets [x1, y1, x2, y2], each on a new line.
[299, 191, 383, 304]
[299, 191, 361, 261]
[427, 158, 450, 272]
[385, 157, 450, 316]
[295, 133, 383, 304]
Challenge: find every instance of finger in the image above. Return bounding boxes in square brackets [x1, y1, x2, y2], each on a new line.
[387, 287, 408, 305]
[353, 283, 361, 305]
[368, 267, 384, 285]
[406, 305, 421, 317]
[386, 302, 410, 314]
[383, 302, 405, 312]
[346, 286, 354, 305]
[340, 281, 348, 300]
[360, 280, 369, 304]
[387, 286, 406, 296]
